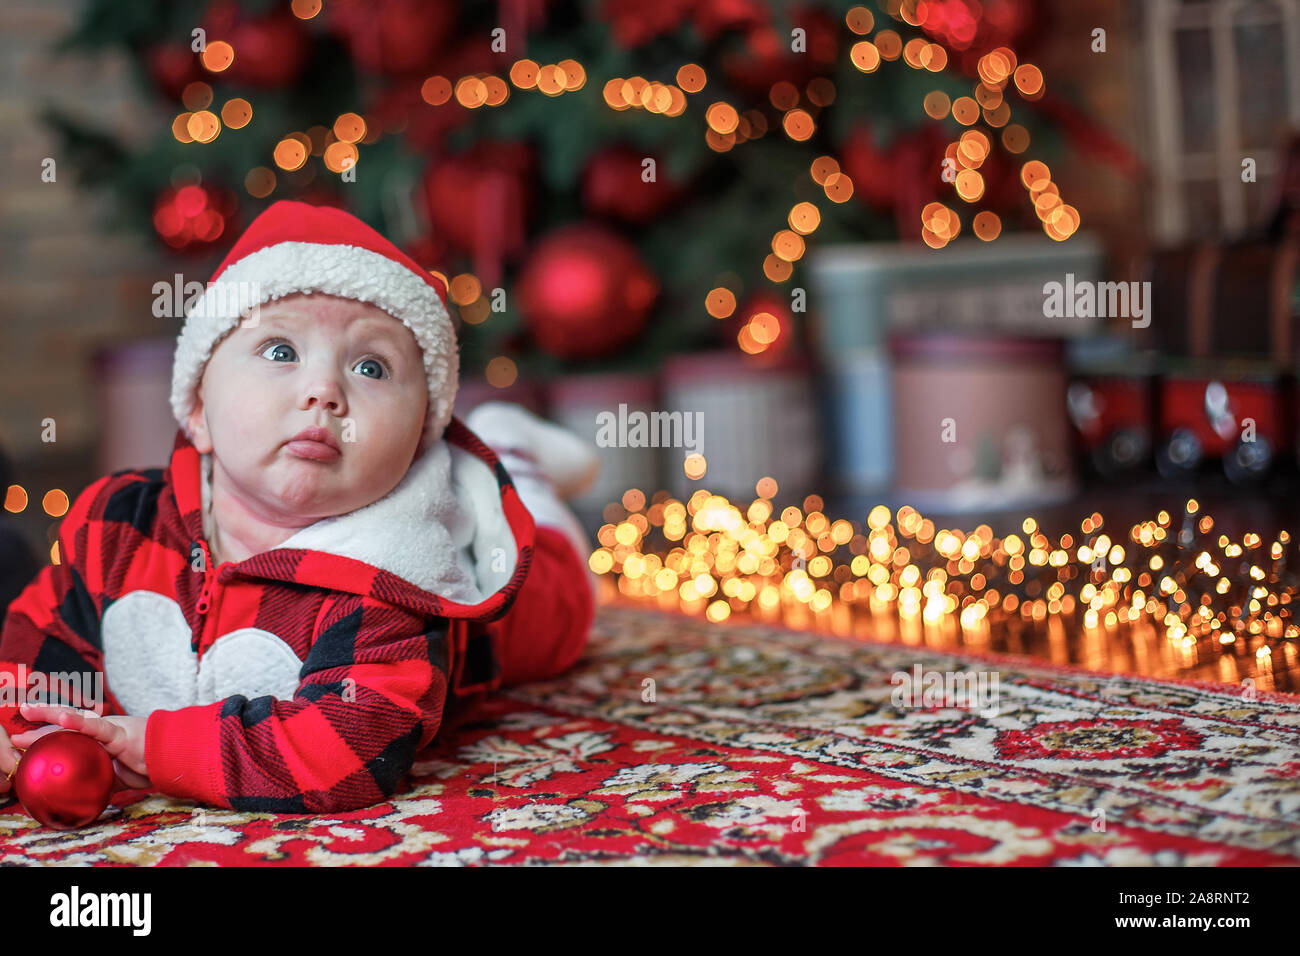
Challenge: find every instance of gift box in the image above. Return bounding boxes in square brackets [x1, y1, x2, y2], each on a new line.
[545, 372, 659, 523]
[889, 333, 1075, 512]
[659, 351, 821, 504]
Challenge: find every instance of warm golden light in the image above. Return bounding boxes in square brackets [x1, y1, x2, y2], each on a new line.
[951, 97, 979, 126]
[42, 488, 69, 518]
[823, 172, 854, 203]
[706, 102, 740, 134]
[485, 356, 518, 388]
[783, 109, 815, 141]
[846, 5, 875, 34]
[706, 287, 737, 319]
[200, 41, 234, 73]
[923, 90, 951, 119]
[187, 110, 220, 143]
[850, 41, 881, 73]
[422, 76, 453, 104]
[245, 166, 275, 198]
[221, 97, 252, 129]
[4, 484, 27, 513]
[811, 155, 840, 185]
[677, 64, 707, 93]
[273, 137, 307, 171]
[789, 201, 821, 234]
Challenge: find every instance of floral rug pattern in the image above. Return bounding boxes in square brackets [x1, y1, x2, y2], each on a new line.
[3, 605, 1298, 865]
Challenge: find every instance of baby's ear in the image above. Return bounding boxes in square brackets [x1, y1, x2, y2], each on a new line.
[186, 401, 214, 453]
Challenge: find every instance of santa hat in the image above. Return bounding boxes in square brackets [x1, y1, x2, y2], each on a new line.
[171, 200, 456, 453]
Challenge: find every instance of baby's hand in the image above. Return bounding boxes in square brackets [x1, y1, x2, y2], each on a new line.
[12, 704, 152, 792]
[0, 725, 20, 799]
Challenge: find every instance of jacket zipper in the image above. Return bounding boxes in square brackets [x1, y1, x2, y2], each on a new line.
[193, 538, 232, 652]
[195, 539, 215, 614]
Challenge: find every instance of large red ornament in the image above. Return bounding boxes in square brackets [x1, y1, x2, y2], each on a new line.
[152, 183, 238, 253]
[691, 0, 768, 42]
[581, 145, 683, 225]
[918, 0, 1040, 73]
[722, 5, 839, 97]
[518, 224, 659, 360]
[326, 0, 457, 75]
[203, 2, 309, 88]
[146, 42, 204, 100]
[599, 0, 695, 49]
[422, 141, 534, 289]
[840, 122, 949, 237]
[12, 730, 116, 830]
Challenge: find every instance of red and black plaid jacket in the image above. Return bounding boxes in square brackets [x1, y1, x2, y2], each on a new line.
[0, 417, 539, 814]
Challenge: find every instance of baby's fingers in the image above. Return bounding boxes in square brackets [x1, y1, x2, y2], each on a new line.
[111, 759, 151, 792]
[17, 705, 119, 751]
[10, 723, 68, 748]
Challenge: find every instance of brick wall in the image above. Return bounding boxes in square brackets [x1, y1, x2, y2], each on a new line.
[0, 0, 186, 558]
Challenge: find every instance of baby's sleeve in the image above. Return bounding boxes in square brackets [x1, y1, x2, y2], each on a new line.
[0, 474, 119, 742]
[488, 524, 594, 688]
[143, 594, 450, 813]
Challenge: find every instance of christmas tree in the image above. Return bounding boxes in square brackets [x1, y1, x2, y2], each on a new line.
[47, 0, 1086, 384]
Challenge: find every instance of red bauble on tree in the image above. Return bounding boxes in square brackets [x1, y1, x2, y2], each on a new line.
[691, 0, 768, 42]
[581, 145, 683, 225]
[917, 0, 1041, 73]
[841, 122, 949, 237]
[202, 2, 309, 88]
[722, 5, 839, 97]
[152, 183, 238, 253]
[599, 0, 695, 49]
[146, 42, 204, 100]
[840, 122, 899, 213]
[326, 0, 457, 75]
[518, 224, 659, 360]
[422, 141, 534, 289]
[11, 730, 116, 830]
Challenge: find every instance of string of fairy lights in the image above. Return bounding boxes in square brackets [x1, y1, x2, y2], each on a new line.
[588, 487, 1299, 686]
[162, 0, 1071, 368]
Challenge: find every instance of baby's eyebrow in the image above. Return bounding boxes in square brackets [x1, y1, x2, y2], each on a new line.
[258, 311, 405, 341]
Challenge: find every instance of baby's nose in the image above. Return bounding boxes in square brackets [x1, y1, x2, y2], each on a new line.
[303, 377, 346, 412]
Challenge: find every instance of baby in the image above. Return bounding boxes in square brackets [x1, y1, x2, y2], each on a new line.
[0, 200, 599, 814]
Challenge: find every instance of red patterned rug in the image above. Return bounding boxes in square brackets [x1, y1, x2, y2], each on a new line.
[3, 604, 1299, 865]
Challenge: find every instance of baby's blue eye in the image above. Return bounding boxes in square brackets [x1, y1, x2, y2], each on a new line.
[261, 342, 296, 362]
[354, 359, 386, 379]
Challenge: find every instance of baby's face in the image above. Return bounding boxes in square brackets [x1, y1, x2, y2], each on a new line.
[187, 292, 428, 523]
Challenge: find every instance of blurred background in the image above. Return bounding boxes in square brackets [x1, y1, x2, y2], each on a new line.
[2, 0, 1299, 685]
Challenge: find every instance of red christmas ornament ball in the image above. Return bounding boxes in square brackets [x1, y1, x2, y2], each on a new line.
[421, 141, 533, 261]
[146, 42, 204, 100]
[581, 145, 682, 225]
[326, 0, 457, 75]
[518, 224, 659, 360]
[202, 1, 309, 88]
[152, 183, 237, 252]
[12, 730, 116, 830]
